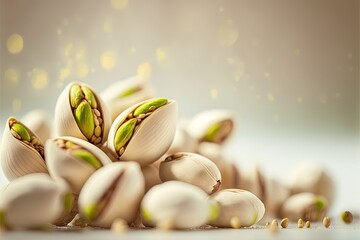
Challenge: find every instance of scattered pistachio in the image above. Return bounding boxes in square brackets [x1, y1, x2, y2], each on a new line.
[111, 218, 129, 233]
[297, 218, 304, 228]
[230, 217, 241, 229]
[265, 222, 270, 228]
[280, 218, 288, 228]
[341, 211, 353, 224]
[323, 216, 331, 228]
[305, 221, 311, 228]
[268, 219, 279, 234]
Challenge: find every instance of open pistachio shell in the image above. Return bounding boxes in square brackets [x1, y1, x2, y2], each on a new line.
[287, 162, 335, 206]
[107, 98, 177, 167]
[280, 192, 328, 222]
[0, 173, 71, 229]
[100, 75, 155, 122]
[78, 162, 145, 228]
[0, 117, 48, 181]
[141, 165, 161, 192]
[45, 136, 112, 194]
[209, 189, 265, 228]
[21, 110, 51, 143]
[141, 181, 210, 229]
[54, 82, 111, 147]
[188, 110, 236, 145]
[160, 152, 221, 194]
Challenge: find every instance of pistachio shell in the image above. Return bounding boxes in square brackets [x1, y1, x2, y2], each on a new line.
[263, 178, 289, 217]
[141, 181, 210, 229]
[287, 162, 335, 206]
[166, 121, 198, 155]
[78, 162, 145, 228]
[280, 192, 328, 222]
[55, 82, 111, 147]
[196, 142, 223, 165]
[217, 160, 241, 189]
[0, 117, 48, 181]
[107, 98, 177, 167]
[45, 136, 112, 194]
[141, 165, 161, 192]
[188, 110, 236, 145]
[238, 163, 266, 201]
[159, 152, 221, 194]
[100, 75, 154, 122]
[209, 189, 265, 227]
[0, 173, 70, 229]
[21, 110, 51, 143]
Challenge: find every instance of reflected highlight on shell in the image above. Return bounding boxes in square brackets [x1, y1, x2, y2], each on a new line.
[7, 34, 24, 54]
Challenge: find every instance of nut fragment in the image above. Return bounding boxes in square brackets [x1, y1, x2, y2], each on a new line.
[111, 218, 129, 233]
[230, 217, 241, 229]
[323, 216, 331, 228]
[268, 219, 279, 234]
[297, 218, 304, 228]
[341, 211, 353, 224]
[160, 152, 221, 194]
[305, 221, 311, 228]
[265, 222, 270, 228]
[280, 218, 288, 228]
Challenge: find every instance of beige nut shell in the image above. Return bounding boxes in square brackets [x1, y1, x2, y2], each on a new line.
[141, 181, 210, 229]
[107, 99, 177, 167]
[0, 173, 68, 229]
[159, 152, 221, 194]
[78, 162, 145, 228]
[45, 136, 112, 194]
[54, 81, 111, 146]
[0, 117, 48, 181]
[209, 189, 265, 227]
[141, 165, 162, 192]
[21, 110, 51, 143]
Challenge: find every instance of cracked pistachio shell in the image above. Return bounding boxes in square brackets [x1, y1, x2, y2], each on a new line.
[78, 162, 145, 228]
[0, 173, 70, 229]
[209, 189, 265, 227]
[188, 110, 236, 145]
[54, 82, 110, 146]
[280, 192, 328, 222]
[287, 162, 335, 206]
[166, 121, 198, 155]
[107, 98, 177, 167]
[141, 181, 210, 229]
[45, 136, 112, 194]
[21, 110, 51, 143]
[100, 75, 154, 122]
[263, 178, 290, 217]
[0, 117, 48, 181]
[141, 165, 161, 192]
[159, 152, 221, 194]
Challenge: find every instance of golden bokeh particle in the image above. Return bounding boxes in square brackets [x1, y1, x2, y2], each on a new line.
[12, 98, 22, 112]
[210, 88, 218, 99]
[101, 51, 118, 70]
[59, 68, 71, 81]
[76, 62, 90, 78]
[267, 93, 275, 102]
[4, 68, 20, 85]
[111, 0, 128, 10]
[29, 68, 48, 90]
[7, 34, 24, 54]
[137, 62, 152, 78]
[218, 20, 239, 47]
[156, 48, 167, 62]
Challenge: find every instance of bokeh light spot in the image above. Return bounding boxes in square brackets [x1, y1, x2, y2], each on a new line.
[56, 28, 63, 35]
[267, 93, 275, 102]
[297, 97, 303, 103]
[101, 51, 118, 70]
[218, 20, 239, 47]
[76, 62, 90, 78]
[59, 68, 71, 80]
[29, 68, 48, 90]
[137, 62, 152, 78]
[156, 48, 167, 62]
[111, 0, 128, 10]
[4, 68, 20, 85]
[7, 34, 24, 54]
[12, 98, 22, 112]
[210, 88, 218, 99]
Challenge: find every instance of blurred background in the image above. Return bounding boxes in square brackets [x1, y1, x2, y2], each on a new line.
[0, 0, 359, 214]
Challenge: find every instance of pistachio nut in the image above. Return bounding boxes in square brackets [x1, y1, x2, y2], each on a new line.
[141, 181, 210, 229]
[208, 189, 265, 228]
[287, 162, 335, 206]
[166, 121, 198, 155]
[0, 117, 47, 180]
[263, 178, 290, 217]
[159, 152, 221, 194]
[341, 211, 353, 224]
[78, 162, 145, 228]
[141, 165, 162, 192]
[280, 192, 328, 222]
[100, 75, 155, 122]
[196, 142, 223, 165]
[323, 216, 331, 228]
[21, 110, 51, 143]
[107, 97, 177, 166]
[55, 82, 111, 147]
[188, 110, 236, 145]
[0, 173, 71, 229]
[45, 136, 112, 194]
[217, 160, 241, 189]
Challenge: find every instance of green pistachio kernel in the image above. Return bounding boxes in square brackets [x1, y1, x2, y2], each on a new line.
[141, 208, 152, 221]
[133, 98, 168, 117]
[209, 202, 219, 221]
[64, 192, 74, 212]
[74, 101, 95, 140]
[83, 204, 98, 221]
[82, 86, 97, 109]
[114, 118, 137, 152]
[71, 149, 102, 169]
[119, 88, 138, 98]
[315, 197, 327, 213]
[12, 123, 31, 141]
[204, 122, 221, 142]
[70, 84, 84, 108]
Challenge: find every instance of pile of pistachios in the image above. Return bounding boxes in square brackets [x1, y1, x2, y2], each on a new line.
[0, 76, 350, 231]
